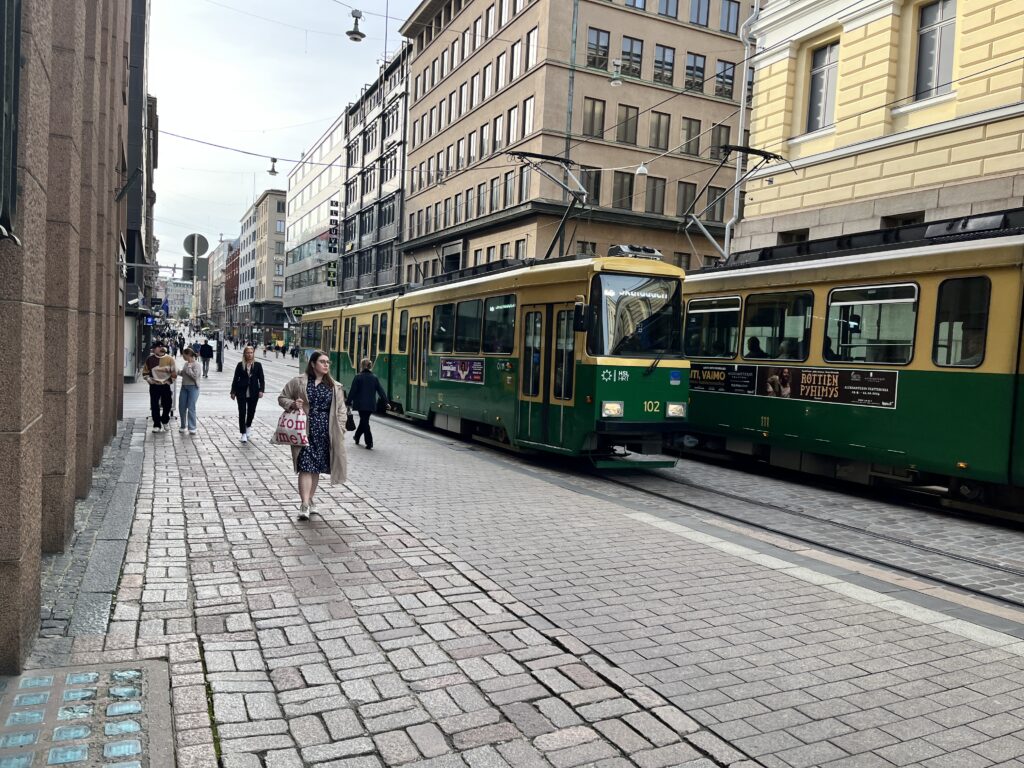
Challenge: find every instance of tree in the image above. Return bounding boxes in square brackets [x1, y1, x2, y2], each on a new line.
[176, 306, 190, 320]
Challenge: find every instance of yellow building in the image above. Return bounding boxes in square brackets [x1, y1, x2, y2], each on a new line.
[733, 0, 1024, 251]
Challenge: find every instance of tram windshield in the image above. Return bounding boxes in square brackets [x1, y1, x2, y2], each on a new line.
[589, 274, 683, 356]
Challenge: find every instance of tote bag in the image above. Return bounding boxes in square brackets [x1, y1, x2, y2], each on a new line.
[272, 410, 309, 446]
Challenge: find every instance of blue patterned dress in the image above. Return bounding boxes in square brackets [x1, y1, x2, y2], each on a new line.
[297, 379, 332, 473]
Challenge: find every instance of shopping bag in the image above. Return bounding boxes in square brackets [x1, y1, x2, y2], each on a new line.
[272, 410, 309, 446]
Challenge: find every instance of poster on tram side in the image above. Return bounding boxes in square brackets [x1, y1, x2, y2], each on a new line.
[690, 363, 898, 408]
[440, 358, 485, 384]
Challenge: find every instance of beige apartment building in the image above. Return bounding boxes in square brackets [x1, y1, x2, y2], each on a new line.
[399, 0, 748, 278]
[733, 0, 1024, 251]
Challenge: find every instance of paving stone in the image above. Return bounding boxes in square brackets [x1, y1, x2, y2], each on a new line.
[408, 722, 452, 758]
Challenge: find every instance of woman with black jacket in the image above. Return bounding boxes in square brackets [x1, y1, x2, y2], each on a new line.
[230, 345, 265, 443]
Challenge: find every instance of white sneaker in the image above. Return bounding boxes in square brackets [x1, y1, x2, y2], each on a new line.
[188, 430, 197, 436]
[245, 428, 250, 437]
[179, 427, 186, 433]
[240, 433, 248, 443]
[152, 424, 161, 433]
[297, 504, 309, 521]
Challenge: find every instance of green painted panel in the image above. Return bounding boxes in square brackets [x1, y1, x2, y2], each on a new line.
[687, 369, 1015, 483]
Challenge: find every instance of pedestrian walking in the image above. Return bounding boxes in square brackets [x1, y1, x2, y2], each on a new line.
[230, 345, 265, 443]
[346, 358, 389, 450]
[278, 350, 352, 521]
[199, 338, 214, 377]
[177, 347, 201, 435]
[143, 342, 176, 433]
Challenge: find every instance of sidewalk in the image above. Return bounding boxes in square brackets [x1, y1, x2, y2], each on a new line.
[5, 363, 1024, 768]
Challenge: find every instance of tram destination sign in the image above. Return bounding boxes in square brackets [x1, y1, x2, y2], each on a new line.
[690, 363, 898, 409]
[440, 358, 485, 384]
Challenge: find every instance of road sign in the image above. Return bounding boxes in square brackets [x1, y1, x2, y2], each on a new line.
[183, 233, 209, 257]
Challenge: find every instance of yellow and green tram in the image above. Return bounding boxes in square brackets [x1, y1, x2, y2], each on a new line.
[680, 207, 1024, 503]
[297, 252, 690, 463]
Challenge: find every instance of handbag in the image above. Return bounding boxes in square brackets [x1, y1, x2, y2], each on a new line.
[345, 413, 356, 432]
[272, 409, 309, 446]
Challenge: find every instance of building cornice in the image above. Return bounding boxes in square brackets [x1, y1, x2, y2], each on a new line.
[752, 101, 1024, 179]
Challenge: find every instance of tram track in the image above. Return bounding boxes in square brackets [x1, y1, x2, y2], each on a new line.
[597, 467, 1024, 616]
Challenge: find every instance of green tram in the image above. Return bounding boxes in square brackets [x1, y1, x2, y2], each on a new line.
[680, 207, 1024, 504]
[296, 252, 690, 464]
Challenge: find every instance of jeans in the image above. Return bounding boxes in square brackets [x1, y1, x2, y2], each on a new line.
[236, 393, 259, 433]
[353, 410, 374, 447]
[179, 385, 199, 431]
[202, 358, 210, 376]
[149, 384, 172, 426]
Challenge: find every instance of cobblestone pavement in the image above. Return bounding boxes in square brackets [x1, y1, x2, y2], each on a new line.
[35, 347, 1024, 767]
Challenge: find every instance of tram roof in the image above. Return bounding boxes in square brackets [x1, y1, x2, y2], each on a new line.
[700, 206, 1024, 277]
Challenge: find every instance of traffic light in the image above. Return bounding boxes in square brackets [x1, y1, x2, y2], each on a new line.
[326, 261, 338, 287]
[182, 255, 194, 282]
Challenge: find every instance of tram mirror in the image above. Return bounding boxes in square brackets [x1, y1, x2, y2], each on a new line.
[573, 299, 589, 332]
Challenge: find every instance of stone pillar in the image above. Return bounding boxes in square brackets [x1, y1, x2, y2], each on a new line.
[0, 0, 51, 672]
[41, 2, 86, 553]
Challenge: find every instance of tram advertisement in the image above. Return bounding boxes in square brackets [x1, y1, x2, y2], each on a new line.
[440, 358, 485, 384]
[689, 363, 898, 408]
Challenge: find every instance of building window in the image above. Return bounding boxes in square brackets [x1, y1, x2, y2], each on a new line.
[681, 117, 701, 155]
[626, 0, 646, 8]
[577, 241, 597, 256]
[490, 177, 501, 210]
[706, 186, 726, 221]
[882, 211, 925, 228]
[658, 0, 678, 18]
[689, 0, 709, 26]
[504, 171, 516, 207]
[612, 171, 634, 210]
[616, 104, 639, 144]
[649, 111, 670, 150]
[916, 0, 956, 100]
[710, 124, 730, 159]
[518, 166, 531, 202]
[677, 181, 697, 216]
[276, 200, 285, 213]
[511, 40, 522, 79]
[587, 28, 610, 69]
[515, 239, 526, 260]
[777, 229, 809, 245]
[719, 0, 740, 33]
[582, 97, 605, 137]
[526, 27, 538, 68]
[685, 53, 706, 92]
[275, 241, 284, 255]
[275, 220, 285, 234]
[581, 166, 601, 205]
[508, 104, 519, 143]
[807, 42, 839, 132]
[523, 96, 535, 134]
[715, 60, 735, 99]
[621, 36, 643, 78]
[653, 45, 675, 85]
[645, 176, 666, 214]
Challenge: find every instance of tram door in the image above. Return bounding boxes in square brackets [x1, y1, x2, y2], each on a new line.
[406, 317, 430, 416]
[516, 303, 576, 447]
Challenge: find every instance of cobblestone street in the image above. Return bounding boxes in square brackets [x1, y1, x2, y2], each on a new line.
[5, 349, 1024, 768]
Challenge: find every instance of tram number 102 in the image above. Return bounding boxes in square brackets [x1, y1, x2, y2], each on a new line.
[643, 401, 661, 413]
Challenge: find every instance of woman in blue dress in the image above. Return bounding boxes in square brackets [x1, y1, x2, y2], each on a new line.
[278, 350, 352, 520]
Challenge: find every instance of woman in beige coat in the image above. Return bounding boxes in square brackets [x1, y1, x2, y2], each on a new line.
[278, 350, 351, 520]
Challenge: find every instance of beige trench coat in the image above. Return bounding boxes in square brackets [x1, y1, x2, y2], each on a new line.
[278, 375, 350, 484]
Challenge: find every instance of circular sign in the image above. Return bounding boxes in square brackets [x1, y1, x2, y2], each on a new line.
[183, 233, 209, 257]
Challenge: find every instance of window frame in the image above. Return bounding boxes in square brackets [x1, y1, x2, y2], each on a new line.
[684, 296, 742, 359]
[824, 282, 920, 366]
[454, 299, 483, 354]
[431, 303, 456, 353]
[741, 291, 814, 362]
[933, 275, 990, 368]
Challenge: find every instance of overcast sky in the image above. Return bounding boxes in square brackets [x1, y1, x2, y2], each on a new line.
[149, 0, 421, 270]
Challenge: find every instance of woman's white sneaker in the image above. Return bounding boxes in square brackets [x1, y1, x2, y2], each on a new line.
[240, 433, 248, 443]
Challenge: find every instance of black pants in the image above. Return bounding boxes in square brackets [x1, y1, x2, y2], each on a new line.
[236, 393, 259, 433]
[353, 410, 374, 447]
[149, 384, 172, 426]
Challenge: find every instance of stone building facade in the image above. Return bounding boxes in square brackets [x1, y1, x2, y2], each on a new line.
[399, 0, 748, 276]
[734, 0, 1024, 251]
[0, 0, 148, 671]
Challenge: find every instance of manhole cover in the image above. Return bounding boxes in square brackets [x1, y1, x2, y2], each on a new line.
[0, 661, 172, 767]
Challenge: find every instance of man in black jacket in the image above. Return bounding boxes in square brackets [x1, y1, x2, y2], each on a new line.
[199, 338, 214, 377]
[346, 358, 389, 450]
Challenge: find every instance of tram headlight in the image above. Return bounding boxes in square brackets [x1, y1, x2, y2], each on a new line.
[666, 402, 686, 418]
[601, 401, 624, 418]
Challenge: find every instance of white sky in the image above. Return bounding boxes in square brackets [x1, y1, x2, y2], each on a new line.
[149, 0, 422, 270]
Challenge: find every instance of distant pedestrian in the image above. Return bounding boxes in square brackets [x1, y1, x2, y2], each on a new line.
[346, 358, 389, 450]
[177, 347, 201, 435]
[230, 345, 265, 443]
[143, 342, 176, 433]
[199, 338, 214, 377]
[278, 350, 351, 521]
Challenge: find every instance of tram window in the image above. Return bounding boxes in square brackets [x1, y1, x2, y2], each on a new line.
[455, 300, 483, 353]
[432, 303, 455, 353]
[349, 321, 357, 365]
[553, 310, 575, 400]
[934, 276, 990, 368]
[742, 292, 812, 361]
[684, 297, 740, 358]
[342, 318, 350, 350]
[398, 310, 409, 352]
[825, 283, 917, 364]
[484, 294, 516, 354]
[371, 315, 379, 361]
[523, 311, 543, 397]
[379, 313, 388, 352]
